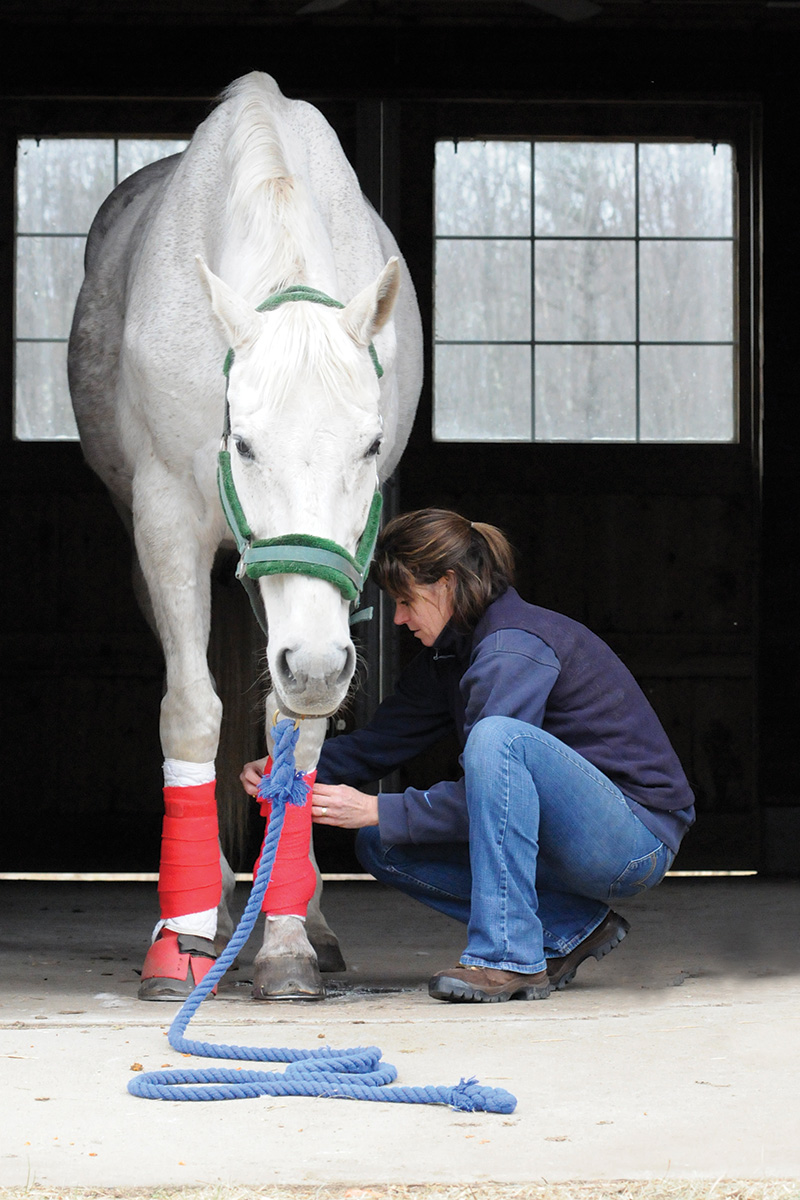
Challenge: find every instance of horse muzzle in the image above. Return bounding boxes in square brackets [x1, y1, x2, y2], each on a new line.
[271, 640, 356, 719]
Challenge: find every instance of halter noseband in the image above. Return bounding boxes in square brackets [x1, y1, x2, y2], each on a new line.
[216, 285, 384, 634]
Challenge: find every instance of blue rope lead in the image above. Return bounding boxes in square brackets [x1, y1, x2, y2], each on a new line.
[128, 720, 517, 1114]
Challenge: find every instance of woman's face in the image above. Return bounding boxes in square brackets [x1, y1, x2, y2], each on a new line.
[392, 577, 454, 647]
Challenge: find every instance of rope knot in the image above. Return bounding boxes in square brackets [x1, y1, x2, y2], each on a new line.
[257, 719, 309, 808]
[448, 1077, 517, 1114]
[448, 1076, 482, 1111]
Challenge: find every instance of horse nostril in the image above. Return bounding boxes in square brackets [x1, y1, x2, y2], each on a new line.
[335, 643, 356, 688]
[277, 648, 297, 686]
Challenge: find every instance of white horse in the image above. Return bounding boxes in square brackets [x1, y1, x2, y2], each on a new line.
[68, 72, 422, 1000]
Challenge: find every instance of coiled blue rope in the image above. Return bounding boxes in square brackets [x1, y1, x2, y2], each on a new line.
[128, 720, 517, 1113]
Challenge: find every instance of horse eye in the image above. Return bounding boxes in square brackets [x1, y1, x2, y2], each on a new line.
[234, 436, 254, 461]
[365, 437, 382, 459]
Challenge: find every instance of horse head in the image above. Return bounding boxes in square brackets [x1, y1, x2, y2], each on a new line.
[198, 255, 401, 718]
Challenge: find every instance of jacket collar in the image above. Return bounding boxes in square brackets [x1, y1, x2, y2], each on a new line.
[431, 621, 473, 663]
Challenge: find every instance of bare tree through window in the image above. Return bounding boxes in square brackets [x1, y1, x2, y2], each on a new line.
[434, 139, 735, 443]
[14, 138, 188, 441]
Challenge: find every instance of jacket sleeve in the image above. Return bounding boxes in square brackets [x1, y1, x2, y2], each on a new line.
[316, 650, 455, 787]
[377, 630, 562, 845]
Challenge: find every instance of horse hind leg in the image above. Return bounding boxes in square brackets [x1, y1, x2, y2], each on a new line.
[215, 850, 237, 952]
[306, 839, 346, 973]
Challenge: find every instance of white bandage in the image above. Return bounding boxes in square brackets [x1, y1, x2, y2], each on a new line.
[152, 908, 218, 943]
[163, 758, 216, 788]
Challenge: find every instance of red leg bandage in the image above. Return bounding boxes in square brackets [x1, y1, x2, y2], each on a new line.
[158, 781, 222, 920]
[254, 760, 317, 917]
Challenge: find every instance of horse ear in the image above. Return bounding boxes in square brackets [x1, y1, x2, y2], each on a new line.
[195, 255, 261, 350]
[339, 257, 400, 349]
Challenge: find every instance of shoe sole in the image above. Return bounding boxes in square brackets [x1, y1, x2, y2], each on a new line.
[428, 978, 551, 1003]
[550, 916, 631, 991]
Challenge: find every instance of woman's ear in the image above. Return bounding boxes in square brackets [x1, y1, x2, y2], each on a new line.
[437, 572, 457, 617]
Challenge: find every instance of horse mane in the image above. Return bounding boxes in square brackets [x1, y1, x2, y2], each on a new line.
[217, 75, 375, 416]
[220, 74, 318, 302]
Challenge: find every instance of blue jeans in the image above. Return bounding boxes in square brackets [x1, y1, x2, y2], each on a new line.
[356, 715, 674, 974]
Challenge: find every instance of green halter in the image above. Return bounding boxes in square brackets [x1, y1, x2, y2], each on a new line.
[216, 285, 384, 634]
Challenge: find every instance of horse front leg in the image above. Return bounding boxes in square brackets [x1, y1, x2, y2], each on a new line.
[252, 844, 346, 998]
[252, 916, 323, 1000]
[131, 474, 230, 1000]
[251, 694, 340, 1000]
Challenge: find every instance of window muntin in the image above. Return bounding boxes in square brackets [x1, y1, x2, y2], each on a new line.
[434, 139, 736, 443]
[14, 137, 188, 441]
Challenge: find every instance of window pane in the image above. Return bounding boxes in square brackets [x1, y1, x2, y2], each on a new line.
[640, 241, 733, 342]
[16, 139, 114, 234]
[15, 342, 78, 440]
[535, 344, 636, 440]
[639, 143, 733, 237]
[640, 345, 734, 441]
[434, 344, 531, 441]
[433, 136, 736, 445]
[15, 136, 188, 443]
[535, 240, 636, 341]
[435, 141, 531, 236]
[118, 138, 188, 182]
[535, 142, 635, 236]
[15, 236, 85, 340]
[436, 239, 531, 341]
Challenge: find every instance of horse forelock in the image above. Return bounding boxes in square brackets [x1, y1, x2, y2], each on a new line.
[220, 76, 321, 302]
[237, 304, 378, 422]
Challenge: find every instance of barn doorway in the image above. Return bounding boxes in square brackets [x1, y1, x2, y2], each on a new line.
[0, 93, 761, 875]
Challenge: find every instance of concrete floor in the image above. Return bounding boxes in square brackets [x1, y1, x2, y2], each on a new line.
[1, 875, 799, 1189]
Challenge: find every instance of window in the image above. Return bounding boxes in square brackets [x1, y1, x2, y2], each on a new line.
[434, 139, 735, 443]
[14, 137, 189, 441]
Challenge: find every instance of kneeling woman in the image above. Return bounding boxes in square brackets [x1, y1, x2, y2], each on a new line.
[244, 508, 695, 1003]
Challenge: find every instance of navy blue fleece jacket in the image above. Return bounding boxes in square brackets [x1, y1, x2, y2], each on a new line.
[317, 587, 695, 853]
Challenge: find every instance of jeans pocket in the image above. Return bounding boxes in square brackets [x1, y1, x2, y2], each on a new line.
[609, 844, 674, 899]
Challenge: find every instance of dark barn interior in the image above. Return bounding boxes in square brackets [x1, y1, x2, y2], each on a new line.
[1, 0, 798, 881]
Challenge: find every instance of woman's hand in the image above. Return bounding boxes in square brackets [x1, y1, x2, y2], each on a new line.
[241, 761, 378, 830]
[311, 783, 379, 829]
[240, 756, 268, 797]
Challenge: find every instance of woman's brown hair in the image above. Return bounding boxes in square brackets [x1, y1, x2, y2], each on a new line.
[372, 508, 515, 631]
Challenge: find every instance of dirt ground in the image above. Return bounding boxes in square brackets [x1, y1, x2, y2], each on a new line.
[1, 1181, 799, 1200]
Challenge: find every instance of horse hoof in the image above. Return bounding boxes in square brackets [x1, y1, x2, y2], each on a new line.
[137, 931, 218, 1002]
[252, 955, 325, 1001]
[312, 938, 347, 974]
[138, 975, 200, 1002]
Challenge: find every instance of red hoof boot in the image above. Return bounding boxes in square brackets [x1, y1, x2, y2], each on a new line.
[138, 930, 219, 1002]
